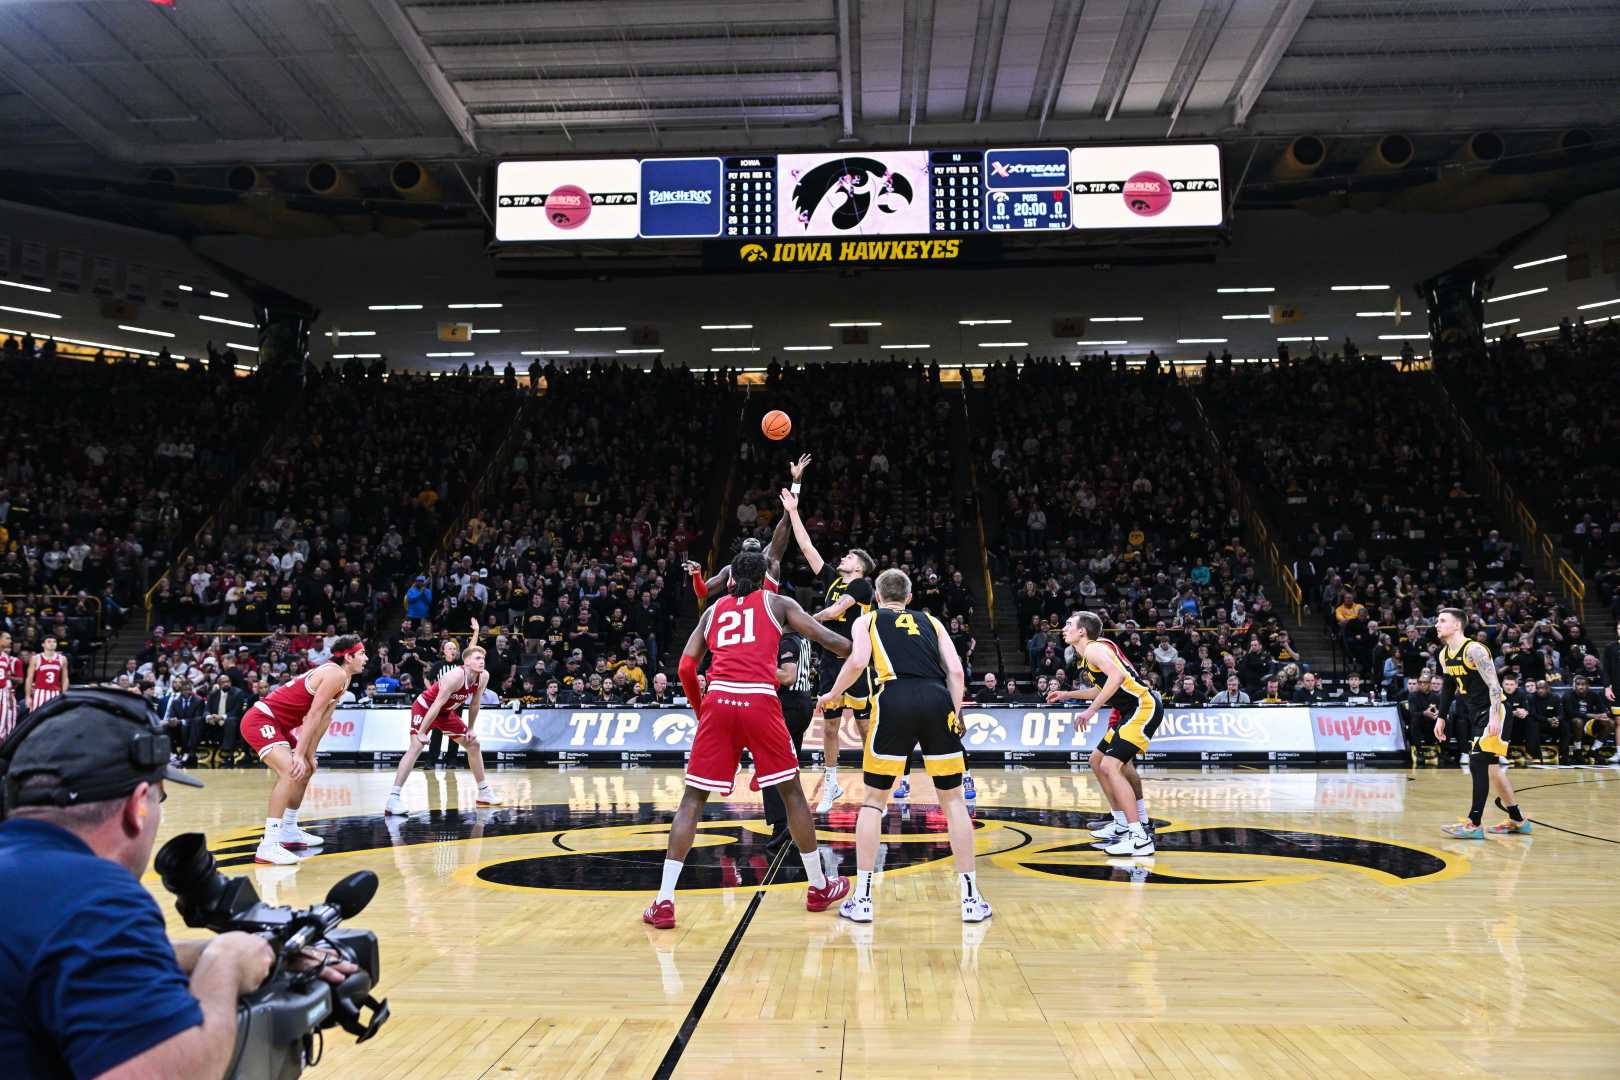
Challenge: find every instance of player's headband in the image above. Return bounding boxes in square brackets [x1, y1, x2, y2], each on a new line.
[334, 642, 366, 659]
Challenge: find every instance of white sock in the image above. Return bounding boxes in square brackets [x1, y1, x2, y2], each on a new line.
[960, 871, 978, 901]
[656, 859, 683, 903]
[824, 766, 837, 781]
[1135, 799, 1147, 822]
[478, 781, 493, 793]
[1128, 821, 1147, 840]
[282, 808, 299, 828]
[1110, 810, 1126, 826]
[801, 849, 828, 890]
[857, 869, 873, 900]
[263, 818, 282, 843]
[389, 785, 402, 796]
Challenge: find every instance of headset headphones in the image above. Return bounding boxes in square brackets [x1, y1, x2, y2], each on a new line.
[0, 688, 174, 819]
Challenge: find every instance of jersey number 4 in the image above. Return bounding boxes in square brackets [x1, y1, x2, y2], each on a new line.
[715, 609, 757, 648]
[895, 613, 921, 636]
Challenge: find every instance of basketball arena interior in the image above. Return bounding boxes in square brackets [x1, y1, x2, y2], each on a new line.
[0, 1, 1618, 1077]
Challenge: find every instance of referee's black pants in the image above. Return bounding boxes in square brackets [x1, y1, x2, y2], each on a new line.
[762, 701, 814, 831]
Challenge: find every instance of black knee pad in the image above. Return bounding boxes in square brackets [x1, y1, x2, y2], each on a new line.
[863, 771, 896, 791]
[932, 772, 964, 791]
[1470, 750, 1494, 776]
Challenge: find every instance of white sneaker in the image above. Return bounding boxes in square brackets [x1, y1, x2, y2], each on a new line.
[816, 780, 844, 813]
[1102, 830, 1156, 857]
[1089, 821, 1125, 839]
[839, 895, 873, 923]
[282, 825, 324, 848]
[476, 788, 505, 806]
[961, 896, 993, 923]
[383, 793, 408, 816]
[254, 840, 301, 866]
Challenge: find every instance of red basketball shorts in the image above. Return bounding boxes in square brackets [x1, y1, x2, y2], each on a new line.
[240, 700, 300, 757]
[684, 686, 799, 796]
[410, 702, 469, 740]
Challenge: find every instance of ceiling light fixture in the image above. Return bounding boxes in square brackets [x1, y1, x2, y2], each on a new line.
[199, 314, 253, 328]
[1512, 254, 1565, 270]
[1485, 287, 1548, 303]
[118, 324, 175, 338]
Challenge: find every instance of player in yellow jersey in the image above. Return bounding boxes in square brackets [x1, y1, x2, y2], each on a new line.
[818, 568, 988, 924]
[1057, 611, 1163, 856]
[1427, 607, 1529, 837]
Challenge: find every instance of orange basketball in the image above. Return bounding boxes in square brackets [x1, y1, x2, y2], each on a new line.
[761, 409, 792, 440]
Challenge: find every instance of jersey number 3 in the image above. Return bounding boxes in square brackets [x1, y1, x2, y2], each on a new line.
[715, 609, 757, 648]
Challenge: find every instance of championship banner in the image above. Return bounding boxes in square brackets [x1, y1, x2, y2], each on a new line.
[316, 705, 1407, 764]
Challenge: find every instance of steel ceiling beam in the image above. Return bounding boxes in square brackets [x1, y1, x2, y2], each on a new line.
[837, 0, 855, 137]
[1100, 0, 1160, 122]
[1228, 0, 1313, 126]
[0, 36, 137, 160]
[367, 0, 478, 151]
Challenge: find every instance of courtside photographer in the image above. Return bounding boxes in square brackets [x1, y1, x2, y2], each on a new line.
[0, 689, 372, 1079]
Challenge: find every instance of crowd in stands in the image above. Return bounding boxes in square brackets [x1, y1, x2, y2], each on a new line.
[975, 356, 1290, 700]
[419, 360, 728, 704]
[0, 337, 264, 673]
[1437, 319, 1620, 612]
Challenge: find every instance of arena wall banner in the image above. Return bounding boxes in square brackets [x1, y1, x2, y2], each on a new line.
[316, 705, 1407, 766]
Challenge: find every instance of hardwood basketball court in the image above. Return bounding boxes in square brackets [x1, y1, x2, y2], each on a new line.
[145, 766, 1620, 1079]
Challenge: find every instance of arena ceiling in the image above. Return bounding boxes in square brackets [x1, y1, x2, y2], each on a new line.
[1, 0, 1617, 173]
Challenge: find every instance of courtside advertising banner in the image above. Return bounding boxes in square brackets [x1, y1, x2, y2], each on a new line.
[317, 705, 1405, 762]
[1068, 143, 1223, 229]
[495, 159, 641, 241]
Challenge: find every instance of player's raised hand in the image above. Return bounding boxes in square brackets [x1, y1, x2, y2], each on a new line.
[789, 453, 812, 481]
[780, 488, 799, 513]
[682, 560, 702, 576]
[1045, 689, 1067, 704]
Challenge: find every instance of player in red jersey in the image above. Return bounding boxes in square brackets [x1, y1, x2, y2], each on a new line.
[240, 636, 368, 865]
[643, 549, 854, 929]
[382, 644, 504, 815]
[686, 454, 811, 601]
[24, 636, 69, 711]
[0, 631, 18, 740]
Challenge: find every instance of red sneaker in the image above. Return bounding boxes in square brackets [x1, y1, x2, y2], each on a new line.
[642, 899, 675, 929]
[806, 875, 851, 912]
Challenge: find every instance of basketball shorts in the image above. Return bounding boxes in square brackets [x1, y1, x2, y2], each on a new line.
[410, 702, 470, 740]
[27, 688, 63, 711]
[1468, 702, 1511, 761]
[863, 679, 965, 789]
[686, 686, 799, 796]
[241, 700, 300, 757]
[1099, 691, 1165, 764]
[817, 654, 871, 719]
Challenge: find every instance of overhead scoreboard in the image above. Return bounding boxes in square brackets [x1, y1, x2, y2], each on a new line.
[494, 143, 1222, 243]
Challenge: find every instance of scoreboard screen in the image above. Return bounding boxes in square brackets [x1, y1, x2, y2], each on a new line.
[494, 143, 1221, 241]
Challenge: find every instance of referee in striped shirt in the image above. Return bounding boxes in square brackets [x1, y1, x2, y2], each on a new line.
[763, 625, 816, 851]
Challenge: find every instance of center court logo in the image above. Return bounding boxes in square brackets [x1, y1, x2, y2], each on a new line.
[224, 805, 1461, 891]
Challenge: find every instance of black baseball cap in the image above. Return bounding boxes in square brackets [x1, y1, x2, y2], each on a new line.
[2, 689, 203, 812]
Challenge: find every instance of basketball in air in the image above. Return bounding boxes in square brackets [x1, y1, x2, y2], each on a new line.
[761, 410, 792, 440]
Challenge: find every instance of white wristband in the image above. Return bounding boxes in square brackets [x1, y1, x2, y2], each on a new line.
[790, 483, 801, 495]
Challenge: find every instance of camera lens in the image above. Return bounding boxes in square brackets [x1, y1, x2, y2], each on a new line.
[155, 832, 222, 904]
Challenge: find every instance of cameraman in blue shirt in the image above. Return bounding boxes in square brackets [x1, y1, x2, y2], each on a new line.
[0, 689, 274, 1079]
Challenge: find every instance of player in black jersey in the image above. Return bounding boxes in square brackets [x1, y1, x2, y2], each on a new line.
[818, 568, 989, 924]
[781, 488, 876, 813]
[1427, 607, 1529, 837]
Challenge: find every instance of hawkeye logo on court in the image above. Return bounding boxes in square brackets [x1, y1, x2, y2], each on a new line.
[213, 805, 1462, 892]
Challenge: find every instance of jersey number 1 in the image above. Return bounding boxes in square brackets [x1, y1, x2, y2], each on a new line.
[715, 609, 757, 648]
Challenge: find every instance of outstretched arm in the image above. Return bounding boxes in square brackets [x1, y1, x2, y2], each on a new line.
[818, 613, 871, 708]
[768, 455, 812, 573]
[779, 489, 824, 575]
[772, 593, 849, 657]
